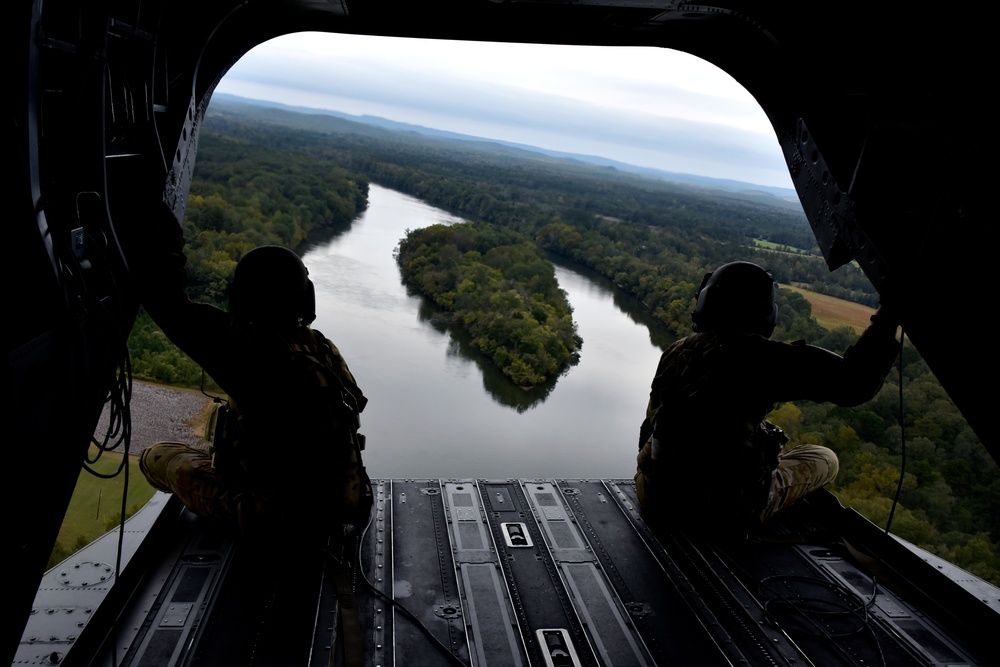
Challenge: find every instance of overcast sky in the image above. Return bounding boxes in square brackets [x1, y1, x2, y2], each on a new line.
[215, 32, 794, 189]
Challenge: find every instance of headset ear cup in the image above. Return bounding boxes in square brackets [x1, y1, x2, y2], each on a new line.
[766, 283, 778, 335]
[692, 271, 713, 328]
[303, 280, 316, 325]
[698, 271, 713, 293]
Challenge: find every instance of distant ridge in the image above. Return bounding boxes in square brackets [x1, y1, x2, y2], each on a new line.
[209, 92, 799, 201]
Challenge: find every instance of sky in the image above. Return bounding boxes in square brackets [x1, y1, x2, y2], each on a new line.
[215, 32, 794, 190]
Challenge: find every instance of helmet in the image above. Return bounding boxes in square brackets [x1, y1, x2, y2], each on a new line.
[227, 246, 316, 327]
[692, 261, 777, 337]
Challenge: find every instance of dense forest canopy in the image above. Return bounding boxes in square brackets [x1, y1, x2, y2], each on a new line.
[127, 101, 998, 584]
[208, 102, 879, 319]
[395, 221, 581, 386]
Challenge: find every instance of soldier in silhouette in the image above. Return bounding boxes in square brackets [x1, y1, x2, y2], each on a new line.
[635, 261, 900, 537]
[133, 205, 370, 540]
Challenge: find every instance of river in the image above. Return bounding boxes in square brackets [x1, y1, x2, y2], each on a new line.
[302, 184, 671, 479]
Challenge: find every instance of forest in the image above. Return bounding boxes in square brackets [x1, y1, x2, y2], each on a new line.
[395, 221, 581, 386]
[127, 128, 369, 387]
[128, 100, 999, 584]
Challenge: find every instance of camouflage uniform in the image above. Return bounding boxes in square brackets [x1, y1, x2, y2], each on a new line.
[635, 315, 898, 536]
[136, 231, 369, 537]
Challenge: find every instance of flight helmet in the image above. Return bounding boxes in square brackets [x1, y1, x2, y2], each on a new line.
[227, 245, 316, 328]
[692, 261, 777, 337]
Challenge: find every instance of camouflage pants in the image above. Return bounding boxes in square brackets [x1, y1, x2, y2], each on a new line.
[635, 441, 839, 524]
[139, 442, 241, 525]
[759, 443, 839, 521]
[140, 441, 371, 535]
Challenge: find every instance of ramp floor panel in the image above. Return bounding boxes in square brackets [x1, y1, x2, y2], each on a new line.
[17, 481, 997, 666]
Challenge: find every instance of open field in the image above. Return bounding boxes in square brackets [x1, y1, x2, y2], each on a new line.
[753, 239, 813, 255]
[781, 283, 874, 333]
[50, 381, 211, 568]
[49, 446, 157, 567]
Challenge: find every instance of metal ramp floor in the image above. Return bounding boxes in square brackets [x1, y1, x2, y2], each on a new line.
[16, 480, 999, 666]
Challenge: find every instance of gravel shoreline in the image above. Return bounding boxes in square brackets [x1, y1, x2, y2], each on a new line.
[95, 380, 214, 456]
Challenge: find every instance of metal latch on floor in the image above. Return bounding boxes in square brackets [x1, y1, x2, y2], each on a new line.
[501, 522, 533, 548]
[536, 628, 582, 667]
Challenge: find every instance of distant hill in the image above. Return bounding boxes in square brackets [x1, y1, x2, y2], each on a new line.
[209, 93, 799, 202]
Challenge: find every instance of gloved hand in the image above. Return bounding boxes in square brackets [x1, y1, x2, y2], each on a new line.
[870, 301, 901, 333]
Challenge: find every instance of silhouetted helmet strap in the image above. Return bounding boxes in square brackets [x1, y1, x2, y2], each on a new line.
[692, 261, 777, 337]
[228, 246, 317, 326]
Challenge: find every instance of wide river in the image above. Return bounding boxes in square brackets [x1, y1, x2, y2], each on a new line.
[302, 184, 673, 479]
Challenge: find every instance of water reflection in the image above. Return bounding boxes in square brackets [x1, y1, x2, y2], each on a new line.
[412, 285, 565, 412]
[304, 184, 667, 478]
[302, 208, 365, 252]
[550, 255, 677, 351]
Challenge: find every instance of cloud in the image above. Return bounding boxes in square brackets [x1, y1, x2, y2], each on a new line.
[216, 33, 793, 188]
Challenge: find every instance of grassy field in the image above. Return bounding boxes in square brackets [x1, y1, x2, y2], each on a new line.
[753, 239, 813, 255]
[781, 284, 875, 333]
[49, 446, 157, 568]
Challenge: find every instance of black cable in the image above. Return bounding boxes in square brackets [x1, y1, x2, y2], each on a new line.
[757, 573, 887, 667]
[884, 329, 907, 536]
[58, 187, 135, 667]
[734, 327, 907, 665]
[200, 367, 224, 402]
[323, 492, 471, 667]
[85, 352, 133, 476]
[66, 196, 133, 473]
[844, 327, 904, 666]
[759, 574, 868, 636]
[714, 533, 888, 667]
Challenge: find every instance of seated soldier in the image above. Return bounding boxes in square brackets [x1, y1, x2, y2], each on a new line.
[635, 261, 900, 538]
[134, 206, 370, 540]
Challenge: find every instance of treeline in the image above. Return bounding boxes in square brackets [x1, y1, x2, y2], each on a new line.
[206, 102, 879, 330]
[178, 130, 369, 307]
[128, 129, 370, 385]
[396, 222, 581, 386]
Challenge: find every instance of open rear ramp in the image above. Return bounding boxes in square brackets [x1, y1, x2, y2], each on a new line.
[16, 480, 998, 666]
